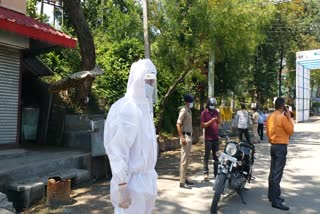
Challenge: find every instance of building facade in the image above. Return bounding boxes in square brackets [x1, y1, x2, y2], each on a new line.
[0, 0, 76, 149]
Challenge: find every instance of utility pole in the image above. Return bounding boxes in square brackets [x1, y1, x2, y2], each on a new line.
[40, 0, 44, 22]
[62, 1, 64, 28]
[143, 0, 150, 59]
[208, 53, 215, 97]
[53, 1, 55, 27]
[142, 0, 156, 117]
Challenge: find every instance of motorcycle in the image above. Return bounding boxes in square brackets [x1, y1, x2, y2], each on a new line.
[210, 132, 255, 214]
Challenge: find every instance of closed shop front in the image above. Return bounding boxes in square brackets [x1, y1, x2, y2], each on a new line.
[0, 45, 20, 145]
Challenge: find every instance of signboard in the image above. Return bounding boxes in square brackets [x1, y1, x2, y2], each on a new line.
[296, 49, 320, 61]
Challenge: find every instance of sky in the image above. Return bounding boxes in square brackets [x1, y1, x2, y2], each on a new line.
[36, 2, 54, 24]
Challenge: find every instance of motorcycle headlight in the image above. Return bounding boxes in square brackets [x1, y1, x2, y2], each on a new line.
[226, 143, 237, 156]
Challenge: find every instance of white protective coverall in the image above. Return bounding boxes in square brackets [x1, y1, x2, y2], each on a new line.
[104, 59, 158, 214]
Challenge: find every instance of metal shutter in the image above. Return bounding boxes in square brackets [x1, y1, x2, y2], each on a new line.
[0, 45, 20, 145]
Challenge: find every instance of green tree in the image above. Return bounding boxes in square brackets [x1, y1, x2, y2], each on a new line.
[148, 0, 276, 131]
[285, 0, 320, 105]
[280, 1, 319, 105]
[28, 0, 320, 134]
[247, 0, 320, 108]
[27, 0, 50, 22]
[208, 0, 275, 103]
[88, 0, 145, 109]
[150, 0, 213, 131]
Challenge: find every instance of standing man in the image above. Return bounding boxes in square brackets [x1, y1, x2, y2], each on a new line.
[258, 110, 266, 140]
[267, 97, 294, 211]
[176, 94, 194, 189]
[251, 107, 260, 144]
[104, 59, 158, 214]
[235, 104, 251, 143]
[201, 97, 220, 180]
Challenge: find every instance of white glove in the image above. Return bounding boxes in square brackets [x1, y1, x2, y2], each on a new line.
[118, 184, 131, 209]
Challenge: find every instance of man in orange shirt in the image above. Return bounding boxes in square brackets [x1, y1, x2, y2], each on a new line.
[266, 97, 294, 211]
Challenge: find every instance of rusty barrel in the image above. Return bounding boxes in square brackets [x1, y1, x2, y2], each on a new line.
[46, 177, 71, 206]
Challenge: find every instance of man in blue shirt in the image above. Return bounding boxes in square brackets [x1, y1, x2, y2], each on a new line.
[258, 110, 266, 140]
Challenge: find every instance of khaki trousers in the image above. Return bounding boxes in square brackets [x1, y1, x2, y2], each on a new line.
[252, 124, 259, 143]
[179, 134, 192, 183]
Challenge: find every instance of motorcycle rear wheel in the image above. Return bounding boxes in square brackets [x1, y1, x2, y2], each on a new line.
[210, 173, 227, 214]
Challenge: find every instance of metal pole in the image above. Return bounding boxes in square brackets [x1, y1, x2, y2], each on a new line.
[208, 53, 215, 97]
[143, 0, 151, 59]
[62, 1, 64, 28]
[302, 66, 304, 121]
[40, 0, 44, 22]
[296, 62, 299, 122]
[143, 0, 155, 117]
[53, 1, 56, 27]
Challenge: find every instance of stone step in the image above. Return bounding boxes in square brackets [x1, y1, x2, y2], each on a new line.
[0, 192, 15, 213]
[6, 168, 90, 210]
[0, 150, 91, 182]
[0, 148, 92, 211]
[0, 149, 27, 161]
[0, 208, 15, 214]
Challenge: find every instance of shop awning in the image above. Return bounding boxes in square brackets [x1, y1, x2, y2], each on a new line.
[22, 56, 54, 77]
[0, 6, 77, 48]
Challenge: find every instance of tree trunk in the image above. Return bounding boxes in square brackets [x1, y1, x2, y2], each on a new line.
[156, 67, 193, 132]
[63, 0, 96, 106]
[63, 0, 96, 71]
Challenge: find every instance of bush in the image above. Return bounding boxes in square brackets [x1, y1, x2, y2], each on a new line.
[312, 102, 320, 108]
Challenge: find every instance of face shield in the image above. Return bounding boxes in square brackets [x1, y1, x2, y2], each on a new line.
[144, 73, 157, 104]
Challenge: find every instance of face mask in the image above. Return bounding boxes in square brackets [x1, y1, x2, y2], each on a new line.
[208, 105, 215, 110]
[145, 84, 154, 99]
[188, 102, 194, 109]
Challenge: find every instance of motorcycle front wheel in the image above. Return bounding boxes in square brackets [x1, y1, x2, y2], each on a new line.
[210, 173, 227, 214]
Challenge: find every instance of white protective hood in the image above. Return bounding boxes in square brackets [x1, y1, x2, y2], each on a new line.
[125, 59, 157, 107]
[104, 59, 158, 207]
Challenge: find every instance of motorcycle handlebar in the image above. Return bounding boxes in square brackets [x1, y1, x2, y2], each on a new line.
[220, 129, 231, 142]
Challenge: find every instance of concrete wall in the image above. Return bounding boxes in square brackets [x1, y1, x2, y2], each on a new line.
[63, 114, 104, 150]
[62, 114, 110, 179]
[0, 31, 29, 49]
[0, 0, 26, 14]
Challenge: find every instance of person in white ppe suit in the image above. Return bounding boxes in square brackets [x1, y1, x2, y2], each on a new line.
[104, 59, 158, 214]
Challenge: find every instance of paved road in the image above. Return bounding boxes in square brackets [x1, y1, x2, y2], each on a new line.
[154, 116, 320, 214]
[23, 117, 320, 214]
